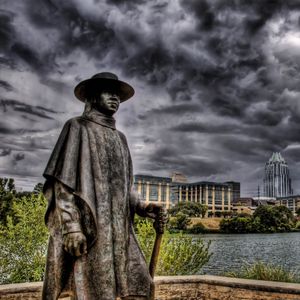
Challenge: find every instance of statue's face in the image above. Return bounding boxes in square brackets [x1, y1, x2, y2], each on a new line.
[92, 91, 120, 115]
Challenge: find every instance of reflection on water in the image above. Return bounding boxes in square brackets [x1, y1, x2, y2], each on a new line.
[197, 232, 300, 276]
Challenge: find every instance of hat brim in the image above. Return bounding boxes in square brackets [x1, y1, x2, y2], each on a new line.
[74, 77, 135, 103]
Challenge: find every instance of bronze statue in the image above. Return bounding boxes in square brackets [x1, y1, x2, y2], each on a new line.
[42, 73, 165, 300]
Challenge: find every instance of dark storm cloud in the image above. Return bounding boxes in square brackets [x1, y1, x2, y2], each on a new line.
[0, 148, 11, 156]
[210, 97, 244, 118]
[14, 153, 25, 161]
[0, 0, 296, 104]
[0, 99, 57, 120]
[138, 103, 203, 120]
[245, 110, 285, 126]
[214, 135, 274, 158]
[0, 57, 17, 70]
[0, 6, 54, 75]
[283, 146, 300, 164]
[11, 43, 45, 72]
[0, 127, 41, 135]
[170, 122, 241, 134]
[144, 146, 232, 177]
[0, 0, 300, 193]
[180, 0, 216, 31]
[0, 0, 265, 104]
[25, 1, 116, 63]
[0, 80, 13, 91]
[0, 9, 15, 50]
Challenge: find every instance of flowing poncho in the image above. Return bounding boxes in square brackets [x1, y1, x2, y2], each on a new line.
[42, 109, 152, 300]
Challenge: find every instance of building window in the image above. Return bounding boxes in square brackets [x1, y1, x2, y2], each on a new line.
[150, 184, 158, 201]
[224, 190, 228, 205]
[215, 187, 222, 205]
[208, 187, 213, 205]
[140, 183, 146, 201]
[161, 185, 166, 201]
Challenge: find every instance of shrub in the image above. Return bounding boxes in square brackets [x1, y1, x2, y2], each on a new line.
[168, 212, 191, 232]
[0, 194, 48, 284]
[135, 218, 212, 275]
[214, 211, 222, 218]
[188, 222, 206, 234]
[225, 261, 299, 283]
[295, 221, 300, 230]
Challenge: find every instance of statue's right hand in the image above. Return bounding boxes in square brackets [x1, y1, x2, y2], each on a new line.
[63, 232, 87, 257]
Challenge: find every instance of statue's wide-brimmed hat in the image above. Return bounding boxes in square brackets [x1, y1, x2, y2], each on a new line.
[74, 72, 135, 102]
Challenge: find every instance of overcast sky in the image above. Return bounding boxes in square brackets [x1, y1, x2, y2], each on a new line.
[0, 0, 300, 195]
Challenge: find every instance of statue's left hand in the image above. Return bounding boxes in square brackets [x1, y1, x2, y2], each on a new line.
[144, 203, 168, 234]
[144, 203, 163, 219]
[63, 232, 87, 257]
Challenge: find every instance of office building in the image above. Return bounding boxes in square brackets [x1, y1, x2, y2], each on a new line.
[134, 174, 174, 209]
[176, 181, 232, 214]
[276, 195, 300, 215]
[134, 173, 239, 214]
[226, 181, 240, 202]
[263, 152, 293, 197]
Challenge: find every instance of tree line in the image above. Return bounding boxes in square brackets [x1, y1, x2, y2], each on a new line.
[220, 205, 297, 233]
[166, 201, 299, 234]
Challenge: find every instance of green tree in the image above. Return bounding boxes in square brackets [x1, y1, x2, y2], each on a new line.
[221, 211, 233, 218]
[0, 194, 48, 284]
[272, 205, 294, 231]
[168, 202, 208, 218]
[33, 182, 44, 195]
[135, 218, 212, 275]
[0, 177, 16, 226]
[253, 205, 294, 233]
[221, 205, 295, 233]
[188, 222, 206, 234]
[168, 212, 191, 231]
[220, 217, 252, 233]
[252, 205, 276, 231]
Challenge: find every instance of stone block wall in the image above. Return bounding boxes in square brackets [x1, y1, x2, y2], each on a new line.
[155, 275, 300, 300]
[1, 275, 300, 300]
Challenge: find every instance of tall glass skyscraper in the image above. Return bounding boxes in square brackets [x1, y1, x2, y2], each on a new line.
[263, 152, 293, 197]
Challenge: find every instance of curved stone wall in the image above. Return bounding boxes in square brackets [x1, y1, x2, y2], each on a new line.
[1, 275, 300, 300]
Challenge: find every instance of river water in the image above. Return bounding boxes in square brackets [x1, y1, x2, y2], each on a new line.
[198, 232, 300, 276]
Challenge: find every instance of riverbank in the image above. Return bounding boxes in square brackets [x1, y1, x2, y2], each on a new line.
[189, 217, 300, 234]
[191, 217, 221, 231]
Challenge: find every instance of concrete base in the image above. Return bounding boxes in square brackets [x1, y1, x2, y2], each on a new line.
[1, 275, 300, 299]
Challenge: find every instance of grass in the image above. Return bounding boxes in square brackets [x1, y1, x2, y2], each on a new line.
[225, 261, 300, 283]
[190, 217, 221, 230]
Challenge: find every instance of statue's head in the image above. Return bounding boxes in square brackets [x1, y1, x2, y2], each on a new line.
[74, 72, 135, 115]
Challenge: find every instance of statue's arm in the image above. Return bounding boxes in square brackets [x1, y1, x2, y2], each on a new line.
[54, 181, 82, 235]
[55, 181, 87, 256]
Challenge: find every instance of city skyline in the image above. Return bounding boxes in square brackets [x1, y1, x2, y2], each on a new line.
[0, 1, 300, 195]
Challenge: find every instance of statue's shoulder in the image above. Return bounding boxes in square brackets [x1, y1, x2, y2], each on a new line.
[63, 116, 88, 129]
[116, 130, 129, 146]
[56, 117, 89, 139]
